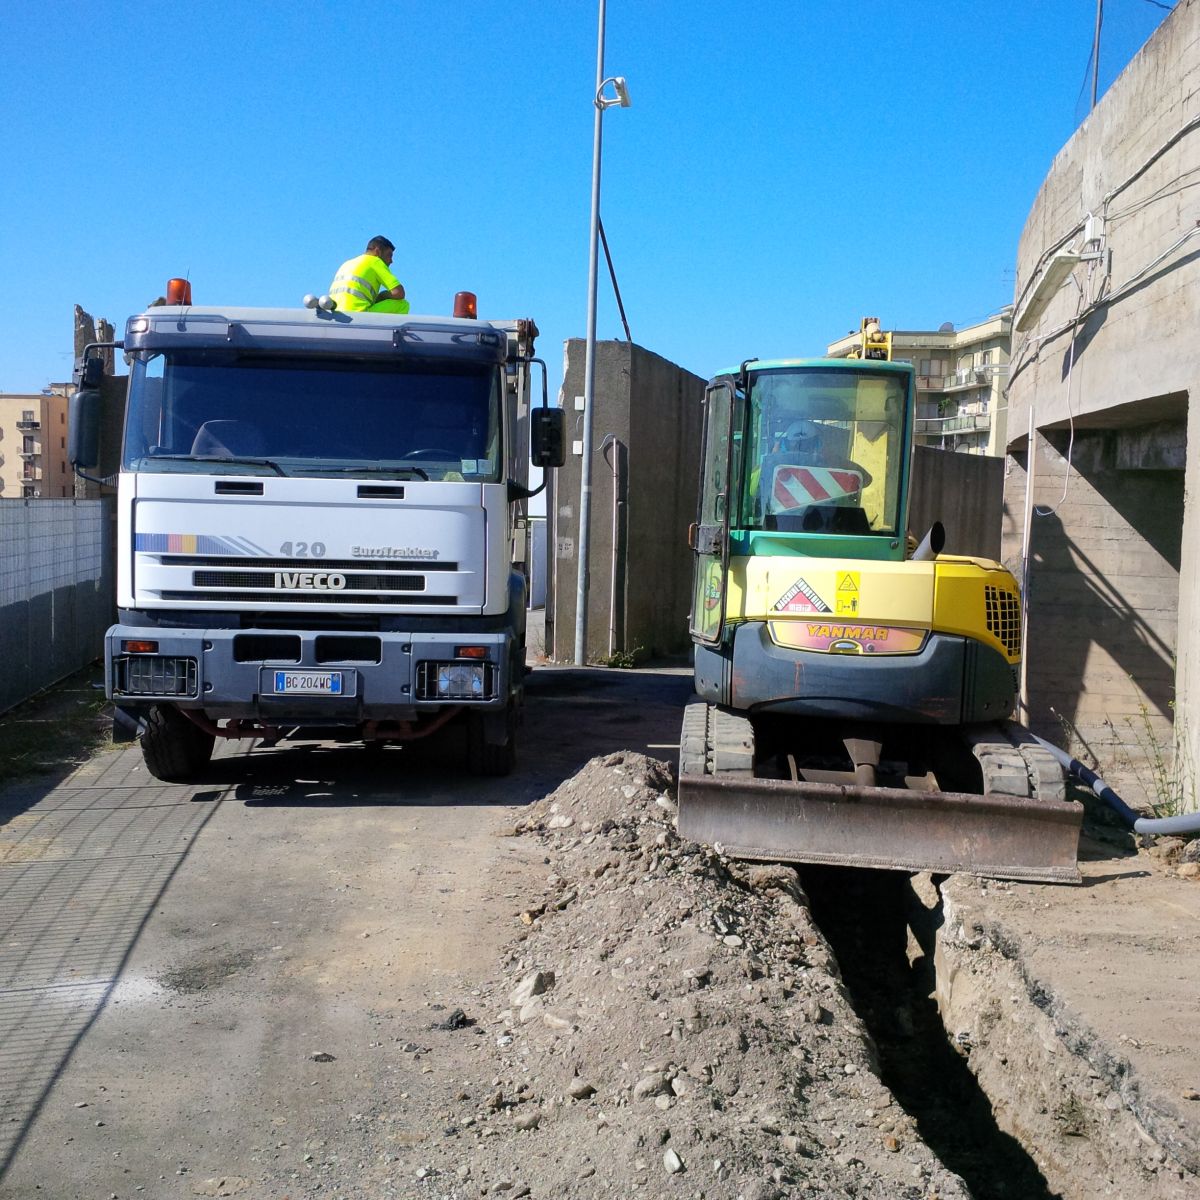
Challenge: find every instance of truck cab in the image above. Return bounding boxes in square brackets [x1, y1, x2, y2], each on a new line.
[71, 300, 563, 781]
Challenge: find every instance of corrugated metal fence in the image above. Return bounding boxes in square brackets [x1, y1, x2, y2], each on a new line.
[0, 499, 114, 714]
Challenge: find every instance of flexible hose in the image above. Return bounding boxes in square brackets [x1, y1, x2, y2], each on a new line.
[1029, 733, 1200, 836]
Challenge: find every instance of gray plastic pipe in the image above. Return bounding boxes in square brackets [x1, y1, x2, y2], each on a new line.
[1029, 733, 1200, 836]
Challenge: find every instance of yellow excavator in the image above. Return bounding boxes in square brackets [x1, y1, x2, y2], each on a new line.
[680, 319, 1082, 883]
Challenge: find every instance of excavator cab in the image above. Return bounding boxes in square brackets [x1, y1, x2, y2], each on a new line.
[741, 364, 908, 543]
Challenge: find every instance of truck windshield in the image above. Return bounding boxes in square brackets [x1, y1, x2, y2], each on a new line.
[123, 353, 504, 481]
[737, 367, 908, 536]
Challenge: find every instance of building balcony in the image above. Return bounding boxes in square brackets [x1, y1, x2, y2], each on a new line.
[915, 413, 992, 435]
[941, 368, 991, 392]
[19, 448, 41, 459]
[16, 419, 40, 431]
[915, 374, 946, 391]
[943, 413, 992, 433]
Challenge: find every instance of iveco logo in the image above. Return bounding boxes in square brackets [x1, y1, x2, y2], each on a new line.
[273, 571, 347, 590]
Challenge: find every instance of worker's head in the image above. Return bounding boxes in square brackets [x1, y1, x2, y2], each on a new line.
[780, 419, 820, 458]
[366, 236, 396, 265]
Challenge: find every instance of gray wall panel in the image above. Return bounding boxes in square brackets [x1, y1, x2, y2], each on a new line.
[0, 498, 114, 714]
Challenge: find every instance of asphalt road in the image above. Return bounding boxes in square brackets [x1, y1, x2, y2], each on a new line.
[0, 662, 693, 1199]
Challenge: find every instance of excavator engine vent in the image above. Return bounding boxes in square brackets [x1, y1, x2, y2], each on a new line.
[984, 585, 1021, 657]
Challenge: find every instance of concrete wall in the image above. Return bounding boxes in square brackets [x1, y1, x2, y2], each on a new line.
[548, 339, 705, 662]
[1002, 432, 1182, 804]
[1005, 1, 1199, 807]
[910, 446, 1004, 560]
[0, 499, 115, 715]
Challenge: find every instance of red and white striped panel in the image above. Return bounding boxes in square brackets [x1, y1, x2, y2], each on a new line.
[770, 465, 862, 513]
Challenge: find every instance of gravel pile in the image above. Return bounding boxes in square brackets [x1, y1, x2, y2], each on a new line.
[371, 751, 968, 1199]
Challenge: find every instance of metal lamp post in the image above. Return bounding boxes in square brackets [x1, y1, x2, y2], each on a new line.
[574, 0, 630, 666]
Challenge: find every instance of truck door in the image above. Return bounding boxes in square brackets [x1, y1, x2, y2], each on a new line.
[689, 380, 735, 645]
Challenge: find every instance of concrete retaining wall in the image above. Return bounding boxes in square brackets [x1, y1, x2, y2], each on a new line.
[1005, 1, 1198, 807]
[548, 340, 705, 662]
[0, 499, 114, 714]
[910, 446, 1004, 560]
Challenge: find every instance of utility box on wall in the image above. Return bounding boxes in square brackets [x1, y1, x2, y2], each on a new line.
[547, 340, 705, 663]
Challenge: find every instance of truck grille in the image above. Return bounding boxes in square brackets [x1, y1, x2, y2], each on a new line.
[984, 585, 1021, 657]
[139, 557, 461, 606]
[192, 571, 425, 591]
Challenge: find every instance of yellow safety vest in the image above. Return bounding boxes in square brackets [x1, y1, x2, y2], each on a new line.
[328, 253, 400, 311]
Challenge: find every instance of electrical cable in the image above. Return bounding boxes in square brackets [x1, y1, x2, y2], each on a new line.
[1011, 114, 1200, 329]
[1007, 224, 1200, 391]
[1029, 732, 1200, 835]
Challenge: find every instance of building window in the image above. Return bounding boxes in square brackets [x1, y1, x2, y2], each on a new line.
[981, 349, 992, 366]
[22, 410, 34, 422]
[23, 436, 36, 453]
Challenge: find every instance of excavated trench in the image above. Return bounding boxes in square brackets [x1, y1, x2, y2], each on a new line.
[802, 866, 1063, 1200]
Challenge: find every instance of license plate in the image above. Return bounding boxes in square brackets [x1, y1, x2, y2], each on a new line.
[272, 671, 343, 695]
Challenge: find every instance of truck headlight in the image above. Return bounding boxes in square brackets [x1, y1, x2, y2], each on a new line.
[437, 663, 486, 699]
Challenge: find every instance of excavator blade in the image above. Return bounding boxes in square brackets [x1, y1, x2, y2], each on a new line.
[677, 773, 1082, 884]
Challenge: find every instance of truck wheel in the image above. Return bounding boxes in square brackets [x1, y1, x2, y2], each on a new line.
[140, 705, 215, 783]
[466, 704, 516, 777]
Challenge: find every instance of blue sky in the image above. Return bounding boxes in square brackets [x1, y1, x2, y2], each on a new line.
[0, 1, 1175, 395]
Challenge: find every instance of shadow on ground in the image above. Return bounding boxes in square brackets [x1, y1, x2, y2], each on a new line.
[186, 664, 694, 810]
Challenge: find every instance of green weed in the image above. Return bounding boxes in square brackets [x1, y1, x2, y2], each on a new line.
[0, 668, 113, 786]
[602, 645, 646, 669]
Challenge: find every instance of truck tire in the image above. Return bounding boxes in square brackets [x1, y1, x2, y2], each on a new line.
[140, 705, 215, 783]
[466, 703, 516, 777]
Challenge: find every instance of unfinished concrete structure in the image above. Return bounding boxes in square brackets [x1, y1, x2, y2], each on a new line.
[1004, 1, 1199, 808]
[546, 339, 704, 663]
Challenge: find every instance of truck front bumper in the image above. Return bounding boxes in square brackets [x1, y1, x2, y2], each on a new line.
[105, 624, 516, 724]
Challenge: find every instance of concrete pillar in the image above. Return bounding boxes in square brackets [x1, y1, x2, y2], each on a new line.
[1175, 392, 1199, 811]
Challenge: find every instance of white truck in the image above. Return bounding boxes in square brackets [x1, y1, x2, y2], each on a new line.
[70, 290, 564, 782]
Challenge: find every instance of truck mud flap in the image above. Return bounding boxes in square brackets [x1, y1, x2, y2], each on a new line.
[677, 773, 1083, 885]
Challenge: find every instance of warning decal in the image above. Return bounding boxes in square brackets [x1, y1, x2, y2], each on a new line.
[835, 570, 861, 616]
[773, 578, 832, 614]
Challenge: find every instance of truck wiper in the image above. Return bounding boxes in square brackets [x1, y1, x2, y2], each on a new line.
[147, 453, 289, 477]
[309, 465, 430, 481]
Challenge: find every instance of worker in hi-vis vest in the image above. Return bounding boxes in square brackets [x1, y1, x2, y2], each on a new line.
[328, 236, 410, 313]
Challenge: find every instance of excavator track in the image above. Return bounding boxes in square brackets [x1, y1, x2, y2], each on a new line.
[677, 700, 1082, 884]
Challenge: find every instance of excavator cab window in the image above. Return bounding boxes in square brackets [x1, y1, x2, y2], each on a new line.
[738, 367, 907, 536]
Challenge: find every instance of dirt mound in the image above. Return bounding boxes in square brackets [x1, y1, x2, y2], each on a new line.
[361, 752, 968, 1198]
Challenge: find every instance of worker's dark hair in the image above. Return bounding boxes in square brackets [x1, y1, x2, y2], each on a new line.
[366, 236, 395, 255]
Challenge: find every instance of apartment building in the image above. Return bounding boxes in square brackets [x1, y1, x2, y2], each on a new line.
[0, 385, 74, 499]
[826, 311, 1011, 456]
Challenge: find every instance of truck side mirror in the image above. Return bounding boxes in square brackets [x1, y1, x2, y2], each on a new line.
[530, 407, 565, 469]
[69, 388, 102, 469]
[80, 357, 106, 387]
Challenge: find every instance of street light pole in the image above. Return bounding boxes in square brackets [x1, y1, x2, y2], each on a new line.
[573, 0, 629, 665]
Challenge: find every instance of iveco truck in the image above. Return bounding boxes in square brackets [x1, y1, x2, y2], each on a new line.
[70, 287, 564, 782]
